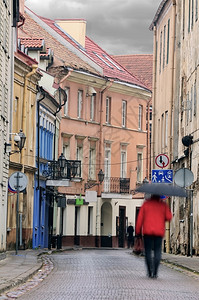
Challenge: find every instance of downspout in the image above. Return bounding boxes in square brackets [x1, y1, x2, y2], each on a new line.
[54, 68, 73, 160]
[99, 80, 114, 171]
[21, 64, 38, 172]
[169, 0, 176, 167]
[166, 0, 176, 254]
[95, 79, 113, 247]
[146, 97, 152, 179]
[37, 88, 45, 189]
[152, 24, 157, 170]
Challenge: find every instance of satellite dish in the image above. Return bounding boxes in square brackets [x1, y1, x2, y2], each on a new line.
[174, 168, 194, 187]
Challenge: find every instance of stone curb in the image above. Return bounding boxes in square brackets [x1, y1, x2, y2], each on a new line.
[0, 256, 43, 295]
[161, 258, 199, 275]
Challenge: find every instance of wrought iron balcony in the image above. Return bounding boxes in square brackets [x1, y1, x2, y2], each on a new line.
[42, 154, 81, 180]
[102, 177, 130, 194]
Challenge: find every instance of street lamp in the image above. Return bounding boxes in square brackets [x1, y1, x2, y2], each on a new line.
[4, 130, 26, 154]
[17, 129, 26, 151]
[98, 169, 104, 184]
[84, 169, 104, 190]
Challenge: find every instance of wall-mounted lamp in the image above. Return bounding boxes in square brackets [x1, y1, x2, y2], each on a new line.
[84, 169, 104, 190]
[86, 86, 97, 97]
[5, 130, 26, 155]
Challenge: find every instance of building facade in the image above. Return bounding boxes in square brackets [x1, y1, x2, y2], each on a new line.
[150, 0, 199, 255]
[17, 4, 152, 249]
[7, 51, 41, 249]
[0, 0, 18, 251]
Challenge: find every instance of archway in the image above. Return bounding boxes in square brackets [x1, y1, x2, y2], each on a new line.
[101, 202, 112, 247]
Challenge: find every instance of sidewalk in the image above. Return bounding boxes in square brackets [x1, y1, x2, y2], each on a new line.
[0, 248, 199, 296]
[0, 249, 44, 295]
[161, 252, 199, 274]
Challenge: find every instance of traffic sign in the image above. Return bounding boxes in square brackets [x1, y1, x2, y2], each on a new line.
[155, 154, 169, 168]
[9, 172, 28, 192]
[152, 169, 173, 183]
[174, 168, 194, 187]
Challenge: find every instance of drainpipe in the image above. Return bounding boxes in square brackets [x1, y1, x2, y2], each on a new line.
[166, 0, 176, 254]
[145, 96, 152, 180]
[54, 68, 72, 160]
[21, 64, 38, 171]
[95, 80, 113, 248]
[37, 88, 45, 189]
[59, 68, 73, 85]
[99, 80, 114, 171]
[152, 25, 157, 170]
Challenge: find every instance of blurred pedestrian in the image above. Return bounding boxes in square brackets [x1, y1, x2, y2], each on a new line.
[135, 194, 172, 278]
[127, 223, 134, 249]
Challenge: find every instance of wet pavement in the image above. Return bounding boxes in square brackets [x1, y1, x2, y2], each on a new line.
[0, 248, 199, 299]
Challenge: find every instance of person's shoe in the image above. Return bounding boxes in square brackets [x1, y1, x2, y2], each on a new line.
[147, 272, 153, 278]
[152, 274, 158, 279]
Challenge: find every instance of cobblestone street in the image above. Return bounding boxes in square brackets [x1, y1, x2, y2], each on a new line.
[5, 249, 198, 300]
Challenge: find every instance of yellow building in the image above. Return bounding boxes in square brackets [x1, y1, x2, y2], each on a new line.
[7, 51, 41, 249]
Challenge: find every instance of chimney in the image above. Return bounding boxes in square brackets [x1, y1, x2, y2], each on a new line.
[55, 19, 86, 48]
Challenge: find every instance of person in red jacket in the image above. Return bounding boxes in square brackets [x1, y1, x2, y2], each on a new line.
[135, 194, 172, 278]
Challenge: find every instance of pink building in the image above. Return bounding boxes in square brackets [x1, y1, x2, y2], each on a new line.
[18, 6, 151, 248]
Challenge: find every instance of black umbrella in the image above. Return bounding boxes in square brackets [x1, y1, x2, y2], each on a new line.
[136, 183, 187, 197]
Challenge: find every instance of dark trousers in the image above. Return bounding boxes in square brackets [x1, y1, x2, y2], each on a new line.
[128, 237, 134, 248]
[143, 235, 162, 277]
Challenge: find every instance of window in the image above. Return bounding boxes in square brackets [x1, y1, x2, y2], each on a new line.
[192, 0, 194, 28]
[194, 81, 197, 116]
[137, 153, 142, 183]
[76, 142, 83, 177]
[158, 119, 160, 153]
[186, 92, 189, 125]
[121, 150, 127, 178]
[196, 0, 198, 21]
[77, 90, 83, 118]
[188, 0, 191, 32]
[106, 97, 111, 124]
[104, 144, 111, 178]
[63, 143, 70, 160]
[89, 144, 96, 180]
[90, 95, 95, 121]
[183, 0, 185, 38]
[159, 31, 162, 73]
[138, 105, 143, 130]
[64, 88, 69, 116]
[165, 111, 168, 147]
[161, 113, 164, 150]
[167, 19, 170, 64]
[122, 100, 127, 127]
[163, 25, 166, 69]
[190, 86, 193, 122]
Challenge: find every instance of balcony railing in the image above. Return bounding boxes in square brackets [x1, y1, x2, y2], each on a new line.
[103, 177, 130, 194]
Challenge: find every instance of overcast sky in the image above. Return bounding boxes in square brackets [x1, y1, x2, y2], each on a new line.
[25, 0, 161, 55]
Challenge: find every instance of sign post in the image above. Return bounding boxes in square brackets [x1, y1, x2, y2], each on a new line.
[9, 172, 28, 255]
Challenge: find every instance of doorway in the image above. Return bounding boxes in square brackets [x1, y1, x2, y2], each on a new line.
[74, 206, 80, 245]
[101, 202, 112, 247]
[118, 206, 126, 248]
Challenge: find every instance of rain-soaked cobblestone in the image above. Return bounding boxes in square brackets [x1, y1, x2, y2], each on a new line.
[2, 250, 199, 300]
[1, 256, 53, 299]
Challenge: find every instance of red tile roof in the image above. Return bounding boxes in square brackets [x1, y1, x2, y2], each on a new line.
[20, 11, 100, 75]
[112, 54, 153, 91]
[19, 37, 44, 49]
[26, 9, 149, 90]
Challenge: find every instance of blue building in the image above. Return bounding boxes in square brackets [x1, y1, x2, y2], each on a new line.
[33, 85, 61, 249]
